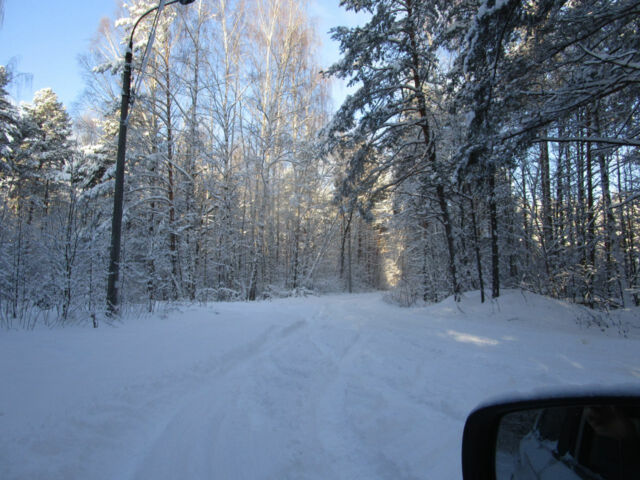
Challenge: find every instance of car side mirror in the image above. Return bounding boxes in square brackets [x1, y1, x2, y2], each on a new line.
[462, 389, 640, 479]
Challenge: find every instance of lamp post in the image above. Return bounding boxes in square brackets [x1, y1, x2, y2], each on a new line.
[106, 0, 196, 316]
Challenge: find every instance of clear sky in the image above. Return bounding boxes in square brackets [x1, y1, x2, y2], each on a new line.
[0, 0, 367, 115]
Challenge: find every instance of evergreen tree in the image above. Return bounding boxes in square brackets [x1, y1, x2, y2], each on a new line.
[0, 65, 21, 202]
[17, 88, 73, 219]
[326, 0, 461, 300]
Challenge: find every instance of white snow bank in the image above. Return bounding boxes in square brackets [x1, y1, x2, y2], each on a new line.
[1, 291, 638, 479]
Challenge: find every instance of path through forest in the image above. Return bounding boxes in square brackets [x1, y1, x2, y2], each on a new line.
[1, 292, 638, 479]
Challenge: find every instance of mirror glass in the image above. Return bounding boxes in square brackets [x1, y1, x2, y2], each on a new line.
[496, 404, 640, 479]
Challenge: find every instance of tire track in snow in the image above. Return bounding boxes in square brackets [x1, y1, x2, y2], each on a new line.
[1, 316, 311, 480]
[308, 304, 419, 479]
[310, 298, 461, 479]
[129, 315, 320, 479]
[252, 305, 370, 479]
[139, 301, 370, 479]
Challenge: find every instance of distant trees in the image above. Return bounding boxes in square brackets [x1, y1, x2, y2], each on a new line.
[82, 0, 350, 307]
[3, 0, 381, 327]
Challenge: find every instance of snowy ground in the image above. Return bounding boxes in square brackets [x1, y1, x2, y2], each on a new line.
[1, 290, 639, 479]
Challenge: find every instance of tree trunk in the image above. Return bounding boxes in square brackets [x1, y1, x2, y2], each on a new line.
[585, 111, 596, 306]
[437, 184, 460, 300]
[539, 136, 553, 275]
[406, 0, 459, 300]
[468, 191, 485, 303]
[489, 171, 500, 299]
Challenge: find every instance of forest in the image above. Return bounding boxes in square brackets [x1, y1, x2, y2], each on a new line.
[1, 0, 639, 327]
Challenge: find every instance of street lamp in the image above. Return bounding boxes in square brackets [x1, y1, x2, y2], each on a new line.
[106, 0, 196, 316]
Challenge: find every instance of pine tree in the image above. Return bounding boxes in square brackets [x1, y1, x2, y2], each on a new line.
[18, 88, 73, 219]
[0, 65, 21, 203]
[326, 0, 460, 300]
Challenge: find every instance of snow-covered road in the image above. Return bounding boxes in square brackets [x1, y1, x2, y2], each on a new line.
[1, 292, 639, 479]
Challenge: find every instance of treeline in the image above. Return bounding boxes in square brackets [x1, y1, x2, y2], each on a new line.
[0, 0, 383, 327]
[1, 0, 639, 327]
[327, 0, 640, 308]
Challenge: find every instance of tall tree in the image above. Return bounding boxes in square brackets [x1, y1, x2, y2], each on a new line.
[326, 0, 460, 300]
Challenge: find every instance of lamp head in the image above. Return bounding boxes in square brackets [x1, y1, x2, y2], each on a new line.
[178, 0, 195, 4]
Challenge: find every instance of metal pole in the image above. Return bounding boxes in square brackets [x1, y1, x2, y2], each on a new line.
[106, 45, 133, 316]
[105, 0, 195, 316]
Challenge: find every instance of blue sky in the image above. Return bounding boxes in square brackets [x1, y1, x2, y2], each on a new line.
[0, 0, 366, 114]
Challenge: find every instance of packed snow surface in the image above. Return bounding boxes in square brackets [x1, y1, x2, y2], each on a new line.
[1, 291, 639, 479]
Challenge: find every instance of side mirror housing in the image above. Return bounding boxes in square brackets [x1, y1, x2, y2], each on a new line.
[462, 388, 640, 479]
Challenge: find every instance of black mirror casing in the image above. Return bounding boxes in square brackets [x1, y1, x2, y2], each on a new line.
[461, 389, 640, 480]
